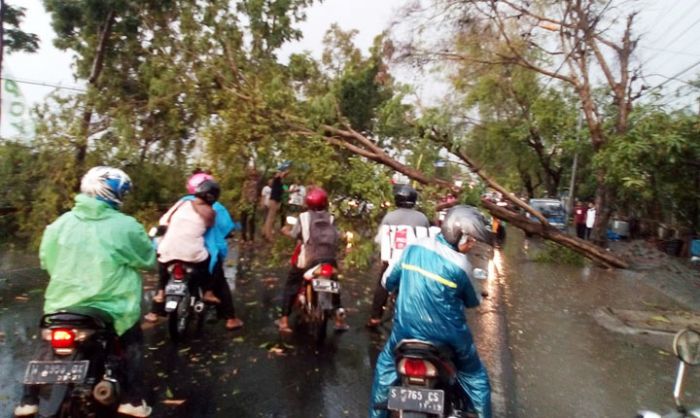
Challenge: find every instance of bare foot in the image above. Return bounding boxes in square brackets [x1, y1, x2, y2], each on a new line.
[202, 291, 221, 304]
[225, 318, 244, 330]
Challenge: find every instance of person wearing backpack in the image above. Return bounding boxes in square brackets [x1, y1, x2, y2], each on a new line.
[366, 184, 430, 328]
[277, 187, 349, 333]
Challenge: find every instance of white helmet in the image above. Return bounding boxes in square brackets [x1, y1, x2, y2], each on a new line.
[80, 166, 132, 208]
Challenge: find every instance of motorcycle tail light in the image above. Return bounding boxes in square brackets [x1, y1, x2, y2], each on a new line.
[50, 328, 76, 355]
[318, 264, 334, 278]
[172, 263, 185, 280]
[398, 358, 438, 378]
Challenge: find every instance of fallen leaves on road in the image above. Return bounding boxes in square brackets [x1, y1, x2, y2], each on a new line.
[162, 399, 186, 406]
[15, 295, 29, 302]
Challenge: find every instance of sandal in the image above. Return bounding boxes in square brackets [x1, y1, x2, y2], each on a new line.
[225, 318, 244, 331]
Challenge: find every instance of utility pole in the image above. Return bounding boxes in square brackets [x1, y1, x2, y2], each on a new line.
[567, 113, 583, 218]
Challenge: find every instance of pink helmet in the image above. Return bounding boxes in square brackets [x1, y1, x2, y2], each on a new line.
[186, 172, 214, 194]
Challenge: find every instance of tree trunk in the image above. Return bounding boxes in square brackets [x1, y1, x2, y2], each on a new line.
[312, 124, 629, 268]
[74, 9, 115, 188]
[482, 199, 628, 268]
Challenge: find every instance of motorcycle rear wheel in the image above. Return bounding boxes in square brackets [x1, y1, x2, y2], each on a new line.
[168, 291, 192, 342]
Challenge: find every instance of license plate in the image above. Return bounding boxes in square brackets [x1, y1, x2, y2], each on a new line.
[312, 278, 339, 294]
[23, 360, 89, 385]
[165, 282, 186, 296]
[387, 386, 444, 414]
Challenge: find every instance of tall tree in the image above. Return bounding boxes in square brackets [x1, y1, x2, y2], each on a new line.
[390, 0, 643, 244]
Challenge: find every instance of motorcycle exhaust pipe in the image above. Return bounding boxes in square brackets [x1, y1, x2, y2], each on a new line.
[93, 380, 119, 405]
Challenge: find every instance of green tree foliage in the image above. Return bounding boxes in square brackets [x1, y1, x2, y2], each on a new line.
[2, 2, 39, 53]
[597, 106, 700, 230]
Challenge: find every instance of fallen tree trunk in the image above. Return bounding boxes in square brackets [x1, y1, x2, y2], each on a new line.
[481, 199, 629, 268]
[313, 124, 629, 269]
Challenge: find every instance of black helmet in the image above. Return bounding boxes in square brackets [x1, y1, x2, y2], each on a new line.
[441, 205, 493, 246]
[194, 180, 221, 204]
[394, 184, 418, 208]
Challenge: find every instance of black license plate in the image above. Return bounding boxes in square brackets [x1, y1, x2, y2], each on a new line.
[24, 360, 89, 384]
[387, 386, 444, 414]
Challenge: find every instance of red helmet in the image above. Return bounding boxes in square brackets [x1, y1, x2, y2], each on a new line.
[305, 187, 328, 210]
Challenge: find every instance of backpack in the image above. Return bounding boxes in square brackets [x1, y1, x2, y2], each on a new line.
[300, 210, 339, 267]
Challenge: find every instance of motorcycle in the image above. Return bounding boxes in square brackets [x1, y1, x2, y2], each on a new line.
[163, 260, 212, 342]
[296, 262, 342, 344]
[22, 307, 124, 417]
[285, 215, 343, 344]
[385, 268, 488, 418]
[148, 225, 213, 342]
[637, 328, 700, 418]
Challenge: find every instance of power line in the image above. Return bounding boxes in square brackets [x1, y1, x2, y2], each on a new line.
[0, 76, 85, 93]
[647, 58, 700, 92]
[641, 2, 700, 67]
[638, 45, 700, 58]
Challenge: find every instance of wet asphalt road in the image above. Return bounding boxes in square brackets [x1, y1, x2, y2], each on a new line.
[1, 233, 698, 417]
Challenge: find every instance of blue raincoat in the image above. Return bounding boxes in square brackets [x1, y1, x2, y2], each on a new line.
[180, 196, 237, 272]
[369, 233, 491, 418]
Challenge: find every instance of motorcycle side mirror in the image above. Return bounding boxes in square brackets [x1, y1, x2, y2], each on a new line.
[286, 216, 298, 225]
[472, 268, 488, 280]
[674, 328, 700, 366]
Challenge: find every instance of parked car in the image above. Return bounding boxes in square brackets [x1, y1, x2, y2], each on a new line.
[526, 198, 567, 232]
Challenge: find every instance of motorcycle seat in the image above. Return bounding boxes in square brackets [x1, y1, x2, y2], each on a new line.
[394, 339, 455, 361]
[41, 306, 115, 330]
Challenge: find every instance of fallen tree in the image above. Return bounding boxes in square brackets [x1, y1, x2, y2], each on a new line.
[305, 121, 629, 269]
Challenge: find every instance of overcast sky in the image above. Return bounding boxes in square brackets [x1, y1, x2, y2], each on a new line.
[6, 0, 700, 113]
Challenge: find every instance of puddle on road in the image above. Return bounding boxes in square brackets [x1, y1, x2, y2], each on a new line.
[504, 232, 699, 418]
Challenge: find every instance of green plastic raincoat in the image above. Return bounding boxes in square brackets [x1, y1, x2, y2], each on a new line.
[40, 194, 156, 335]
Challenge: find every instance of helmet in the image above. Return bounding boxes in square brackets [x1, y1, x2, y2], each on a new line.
[394, 184, 418, 208]
[305, 187, 328, 210]
[194, 180, 221, 204]
[186, 172, 214, 194]
[80, 166, 132, 208]
[441, 205, 493, 247]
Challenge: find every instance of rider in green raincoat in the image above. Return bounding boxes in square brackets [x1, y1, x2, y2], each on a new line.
[40, 193, 156, 335]
[16, 167, 156, 418]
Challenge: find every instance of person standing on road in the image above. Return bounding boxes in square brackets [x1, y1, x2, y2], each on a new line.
[574, 200, 587, 239]
[15, 166, 155, 418]
[262, 161, 290, 241]
[585, 202, 596, 240]
[369, 205, 493, 418]
[366, 184, 430, 328]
